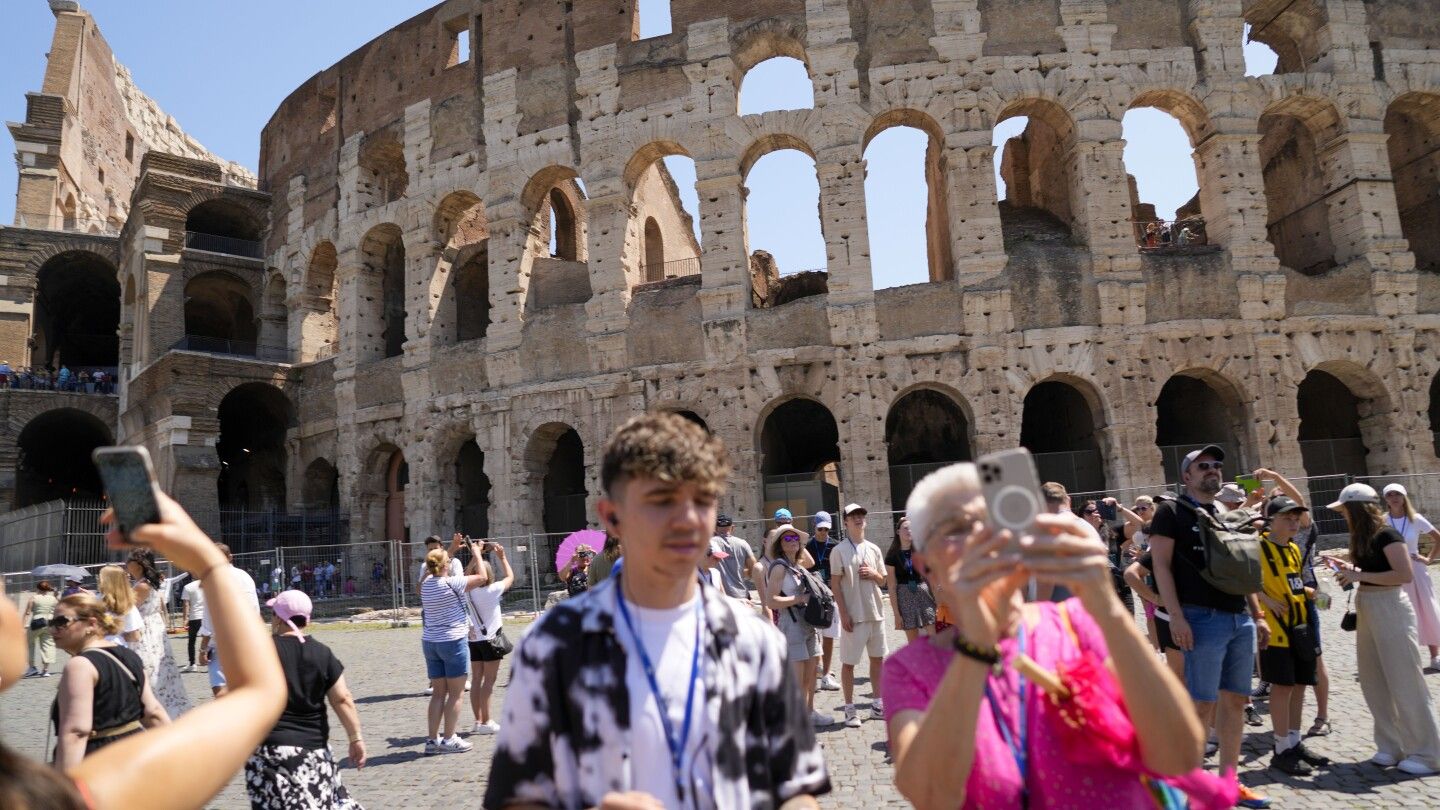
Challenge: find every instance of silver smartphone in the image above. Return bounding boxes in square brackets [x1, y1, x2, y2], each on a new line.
[92, 445, 162, 541]
[977, 448, 1043, 537]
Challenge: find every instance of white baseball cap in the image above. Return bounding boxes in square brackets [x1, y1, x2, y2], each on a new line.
[1382, 483, 1408, 498]
[1327, 483, 1380, 511]
[1216, 483, 1246, 504]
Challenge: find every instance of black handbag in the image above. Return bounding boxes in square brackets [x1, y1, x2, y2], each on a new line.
[1340, 589, 1357, 632]
[489, 627, 514, 656]
[29, 617, 47, 631]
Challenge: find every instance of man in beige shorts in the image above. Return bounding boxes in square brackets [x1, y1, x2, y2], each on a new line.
[829, 503, 889, 727]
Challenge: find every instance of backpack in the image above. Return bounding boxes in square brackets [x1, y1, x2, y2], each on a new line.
[771, 559, 835, 629]
[1172, 498, 1264, 596]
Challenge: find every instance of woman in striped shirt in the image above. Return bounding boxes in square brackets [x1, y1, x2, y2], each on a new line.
[419, 545, 489, 755]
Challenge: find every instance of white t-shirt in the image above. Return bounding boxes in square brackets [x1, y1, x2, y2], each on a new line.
[829, 539, 886, 623]
[200, 567, 261, 639]
[614, 591, 710, 809]
[1386, 513, 1436, 556]
[106, 606, 143, 646]
[417, 558, 464, 586]
[467, 581, 507, 641]
[182, 580, 206, 621]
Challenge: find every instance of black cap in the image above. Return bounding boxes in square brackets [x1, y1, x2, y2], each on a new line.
[1266, 496, 1309, 518]
[716, 514, 733, 527]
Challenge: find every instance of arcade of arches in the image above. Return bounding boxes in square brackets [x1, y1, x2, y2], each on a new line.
[216, 383, 292, 511]
[31, 251, 120, 369]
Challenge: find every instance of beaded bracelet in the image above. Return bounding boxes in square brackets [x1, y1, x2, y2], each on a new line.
[952, 633, 1001, 673]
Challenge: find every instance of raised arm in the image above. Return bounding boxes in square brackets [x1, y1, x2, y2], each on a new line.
[74, 492, 285, 810]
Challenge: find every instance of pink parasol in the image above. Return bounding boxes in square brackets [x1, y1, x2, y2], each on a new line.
[555, 529, 606, 574]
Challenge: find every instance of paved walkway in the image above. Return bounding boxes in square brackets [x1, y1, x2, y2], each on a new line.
[4, 571, 1439, 808]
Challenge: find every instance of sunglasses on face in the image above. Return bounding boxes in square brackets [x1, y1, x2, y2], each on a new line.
[1191, 461, 1223, 472]
[781, 535, 801, 543]
[48, 615, 75, 629]
[1135, 505, 1152, 512]
[1083, 509, 1099, 515]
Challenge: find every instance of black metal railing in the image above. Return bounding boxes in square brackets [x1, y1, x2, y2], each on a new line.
[171, 335, 291, 363]
[639, 256, 701, 283]
[185, 231, 264, 259]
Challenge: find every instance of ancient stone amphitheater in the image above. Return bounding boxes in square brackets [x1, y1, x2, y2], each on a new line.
[3, 0, 1440, 556]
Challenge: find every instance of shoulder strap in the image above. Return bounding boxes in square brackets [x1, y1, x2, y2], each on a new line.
[1057, 602, 1081, 650]
[87, 647, 139, 686]
[448, 577, 485, 635]
[1259, 540, 1283, 578]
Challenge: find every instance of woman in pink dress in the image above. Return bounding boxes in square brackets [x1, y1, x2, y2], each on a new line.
[883, 463, 1210, 810]
[1381, 484, 1440, 670]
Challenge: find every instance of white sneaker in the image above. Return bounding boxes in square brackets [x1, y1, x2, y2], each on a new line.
[1428, 656, 1440, 671]
[181, 665, 195, 673]
[810, 710, 834, 727]
[1371, 752, 1399, 767]
[819, 674, 840, 691]
[842, 705, 861, 728]
[436, 735, 473, 754]
[465, 680, 472, 691]
[424, 738, 441, 756]
[871, 698, 885, 719]
[472, 720, 501, 735]
[1397, 757, 1437, 776]
[425, 686, 434, 696]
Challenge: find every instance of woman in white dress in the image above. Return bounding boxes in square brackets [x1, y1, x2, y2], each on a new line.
[1382, 483, 1440, 670]
[127, 548, 193, 718]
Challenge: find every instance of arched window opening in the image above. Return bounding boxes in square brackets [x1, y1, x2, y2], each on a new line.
[433, 193, 491, 346]
[1297, 370, 1369, 478]
[1020, 380, 1106, 494]
[525, 172, 590, 310]
[1122, 107, 1204, 251]
[1385, 94, 1440, 274]
[32, 251, 120, 369]
[15, 408, 112, 508]
[739, 57, 814, 115]
[185, 199, 263, 258]
[358, 224, 406, 361]
[456, 442, 490, 537]
[357, 136, 408, 208]
[303, 242, 339, 357]
[643, 218, 665, 282]
[886, 390, 972, 512]
[865, 122, 951, 287]
[302, 459, 340, 511]
[183, 271, 257, 353]
[633, 0, 672, 39]
[759, 399, 841, 519]
[385, 449, 408, 544]
[994, 103, 1075, 246]
[258, 274, 288, 356]
[539, 427, 587, 537]
[547, 188, 580, 260]
[744, 148, 827, 307]
[1259, 106, 1340, 275]
[625, 149, 701, 286]
[1154, 374, 1245, 483]
[217, 383, 293, 512]
[1242, 23, 1280, 76]
[447, 247, 490, 344]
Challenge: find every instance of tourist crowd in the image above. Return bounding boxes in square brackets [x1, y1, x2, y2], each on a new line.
[0, 362, 114, 394]
[4, 411, 1440, 809]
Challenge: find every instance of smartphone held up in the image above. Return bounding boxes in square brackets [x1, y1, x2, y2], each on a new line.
[92, 445, 162, 542]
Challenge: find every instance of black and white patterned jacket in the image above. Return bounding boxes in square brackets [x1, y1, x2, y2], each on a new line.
[483, 574, 831, 809]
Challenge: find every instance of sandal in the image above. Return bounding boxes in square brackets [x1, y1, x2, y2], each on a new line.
[1307, 717, 1331, 737]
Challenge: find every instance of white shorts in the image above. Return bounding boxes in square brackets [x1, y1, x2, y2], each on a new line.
[840, 619, 889, 666]
[821, 609, 841, 640]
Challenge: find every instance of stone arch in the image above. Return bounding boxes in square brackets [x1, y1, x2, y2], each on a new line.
[756, 396, 842, 518]
[431, 191, 491, 346]
[622, 141, 701, 289]
[184, 270, 256, 348]
[1020, 375, 1108, 493]
[1384, 92, 1440, 273]
[1296, 365, 1381, 481]
[521, 166, 588, 263]
[358, 223, 406, 361]
[523, 422, 589, 537]
[359, 441, 408, 544]
[357, 134, 408, 208]
[731, 20, 808, 77]
[216, 382, 294, 511]
[185, 198, 263, 243]
[434, 431, 491, 538]
[433, 190, 487, 247]
[1258, 94, 1346, 275]
[885, 386, 975, 512]
[993, 97, 1078, 237]
[864, 109, 954, 283]
[301, 458, 339, 511]
[14, 407, 113, 508]
[1152, 368, 1253, 482]
[31, 249, 121, 369]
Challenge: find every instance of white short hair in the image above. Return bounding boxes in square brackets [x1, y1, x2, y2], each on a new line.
[906, 462, 980, 553]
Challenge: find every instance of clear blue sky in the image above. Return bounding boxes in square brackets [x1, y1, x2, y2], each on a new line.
[3, 2, 1279, 289]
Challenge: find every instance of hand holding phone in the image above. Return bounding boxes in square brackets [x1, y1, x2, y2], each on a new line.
[978, 448, 1043, 539]
[93, 446, 161, 543]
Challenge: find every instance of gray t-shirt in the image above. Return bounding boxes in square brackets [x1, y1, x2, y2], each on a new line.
[713, 534, 758, 599]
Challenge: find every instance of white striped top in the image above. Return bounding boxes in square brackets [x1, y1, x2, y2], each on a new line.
[420, 575, 471, 642]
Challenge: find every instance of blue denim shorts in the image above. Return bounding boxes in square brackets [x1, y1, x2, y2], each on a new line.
[422, 637, 470, 679]
[1180, 605, 1255, 702]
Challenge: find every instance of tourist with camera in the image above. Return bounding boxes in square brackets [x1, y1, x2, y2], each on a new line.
[464, 539, 514, 735]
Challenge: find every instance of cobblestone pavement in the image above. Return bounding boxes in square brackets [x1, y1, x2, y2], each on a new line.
[4, 572, 1439, 808]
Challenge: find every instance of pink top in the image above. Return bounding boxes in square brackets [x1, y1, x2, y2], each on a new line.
[882, 598, 1156, 809]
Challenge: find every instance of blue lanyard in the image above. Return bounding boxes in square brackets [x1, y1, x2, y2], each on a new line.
[984, 626, 1029, 808]
[1390, 515, 1409, 540]
[615, 578, 704, 801]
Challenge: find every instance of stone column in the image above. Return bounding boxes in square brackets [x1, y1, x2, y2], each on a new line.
[1185, 0, 1247, 79]
[582, 181, 632, 373]
[1318, 129, 1411, 272]
[694, 166, 750, 363]
[1193, 122, 1283, 271]
[1066, 120, 1140, 276]
[946, 132, 1008, 284]
[816, 147, 874, 305]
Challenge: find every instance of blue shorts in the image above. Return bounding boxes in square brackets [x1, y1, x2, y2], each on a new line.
[422, 638, 470, 679]
[1180, 605, 1255, 703]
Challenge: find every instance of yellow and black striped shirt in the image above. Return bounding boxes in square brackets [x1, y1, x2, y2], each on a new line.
[1259, 536, 1308, 648]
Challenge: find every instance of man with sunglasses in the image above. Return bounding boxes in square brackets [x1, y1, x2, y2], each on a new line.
[1148, 445, 1272, 808]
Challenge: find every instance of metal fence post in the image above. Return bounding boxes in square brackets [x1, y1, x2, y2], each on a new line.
[529, 533, 540, 613]
[390, 538, 400, 621]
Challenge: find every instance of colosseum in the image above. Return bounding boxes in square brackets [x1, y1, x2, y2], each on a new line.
[3, 0, 1440, 563]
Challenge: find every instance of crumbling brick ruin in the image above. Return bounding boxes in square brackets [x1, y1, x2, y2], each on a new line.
[4, 0, 1440, 554]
